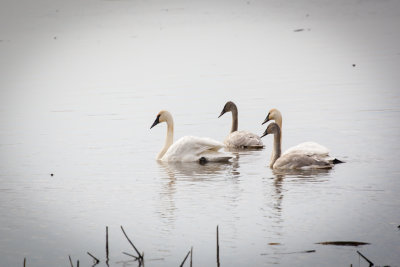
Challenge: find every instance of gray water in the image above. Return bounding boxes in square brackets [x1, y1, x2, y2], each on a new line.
[1, 0, 400, 266]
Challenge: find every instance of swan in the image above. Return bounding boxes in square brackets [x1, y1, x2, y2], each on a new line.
[218, 101, 263, 148]
[261, 123, 334, 169]
[262, 108, 341, 163]
[150, 110, 232, 163]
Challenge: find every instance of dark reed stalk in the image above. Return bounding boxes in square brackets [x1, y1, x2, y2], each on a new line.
[180, 250, 191, 267]
[190, 247, 193, 267]
[357, 251, 374, 267]
[87, 252, 100, 264]
[120, 226, 142, 260]
[68, 255, 74, 267]
[217, 225, 220, 267]
[122, 252, 139, 260]
[106, 226, 109, 262]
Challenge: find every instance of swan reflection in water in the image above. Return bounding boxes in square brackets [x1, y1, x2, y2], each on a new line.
[156, 155, 240, 225]
[158, 152, 240, 181]
[263, 167, 333, 264]
[269, 167, 333, 215]
[272, 167, 332, 179]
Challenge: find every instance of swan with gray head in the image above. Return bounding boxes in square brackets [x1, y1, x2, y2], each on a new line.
[262, 108, 342, 163]
[150, 110, 232, 163]
[218, 101, 263, 149]
[261, 122, 334, 169]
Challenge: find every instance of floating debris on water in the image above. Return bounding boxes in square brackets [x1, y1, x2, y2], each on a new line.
[268, 242, 281, 245]
[316, 241, 370, 246]
[261, 249, 316, 255]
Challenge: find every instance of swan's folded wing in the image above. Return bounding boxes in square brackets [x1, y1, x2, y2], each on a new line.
[274, 153, 333, 170]
[225, 131, 263, 148]
[282, 142, 330, 157]
[162, 136, 229, 162]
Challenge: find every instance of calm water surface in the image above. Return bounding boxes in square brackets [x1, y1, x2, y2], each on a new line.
[0, 0, 400, 266]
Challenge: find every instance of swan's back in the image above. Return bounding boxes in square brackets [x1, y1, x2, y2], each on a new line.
[224, 130, 263, 148]
[274, 153, 333, 170]
[282, 141, 335, 161]
[161, 136, 232, 162]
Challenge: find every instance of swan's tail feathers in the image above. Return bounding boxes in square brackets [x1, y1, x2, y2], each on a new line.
[332, 158, 344, 164]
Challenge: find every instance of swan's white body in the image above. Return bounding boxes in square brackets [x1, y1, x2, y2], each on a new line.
[282, 141, 334, 162]
[224, 130, 263, 148]
[219, 101, 263, 148]
[151, 110, 232, 163]
[162, 136, 231, 162]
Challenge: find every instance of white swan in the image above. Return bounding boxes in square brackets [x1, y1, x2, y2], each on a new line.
[150, 110, 232, 163]
[218, 101, 263, 149]
[262, 108, 341, 163]
[261, 123, 334, 169]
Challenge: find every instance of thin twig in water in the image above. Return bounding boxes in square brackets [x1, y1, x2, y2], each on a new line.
[23, 257, 26, 267]
[357, 251, 374, 267]
[87, 252, 100, 264]
[68, 255, 74, 267]
[77, 260, 79, 267]
[120, 226, 142, 259]
[106, 226, 109, 262]
[179, 250, 190, 267]
[123, 252, 139, 260]
[217, 225, 220, 267]
[190, 247, 193, 267]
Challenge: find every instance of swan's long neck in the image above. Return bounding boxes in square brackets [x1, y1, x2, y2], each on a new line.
[230, 105, 238, 133]
[274, 110, 283, 147]
[270, 128, 282, 168]
[157, 115, 174, 160]
[274, 111, 283, 133]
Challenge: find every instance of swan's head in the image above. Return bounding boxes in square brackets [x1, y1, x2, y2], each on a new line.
[260, 122, 281, 138]
[262, 108, 282, 125]
[218, 101, 237, 118]
[150, 110, 172, 129]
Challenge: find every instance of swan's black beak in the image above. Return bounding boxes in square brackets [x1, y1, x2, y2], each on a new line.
[150, 115, 160, 129]
[218, 109, 226, 118]
[260, 130, 269, 138]
[262, 113, 270, 125]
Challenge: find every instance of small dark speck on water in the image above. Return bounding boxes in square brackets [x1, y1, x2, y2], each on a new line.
[352, 64, 356, 67]
[53, 36, 57, 40]
[294, 29, 304, 32]
[51, 173, 54, 176]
